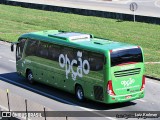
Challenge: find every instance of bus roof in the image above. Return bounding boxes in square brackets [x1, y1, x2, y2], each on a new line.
[19, 30, 137, 53]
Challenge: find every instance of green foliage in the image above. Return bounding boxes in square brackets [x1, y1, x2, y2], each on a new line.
[0, 4, 160, 78]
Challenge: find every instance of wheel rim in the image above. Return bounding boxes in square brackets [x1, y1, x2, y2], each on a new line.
[28, 73, 33, 81]
[77, 88, 83, 100]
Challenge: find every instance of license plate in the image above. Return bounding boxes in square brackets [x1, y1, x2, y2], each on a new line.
[126, 95, 132, 99]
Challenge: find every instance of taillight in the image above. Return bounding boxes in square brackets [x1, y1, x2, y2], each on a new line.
[140, 75, 145, 91]
[107, 80, 116, 96]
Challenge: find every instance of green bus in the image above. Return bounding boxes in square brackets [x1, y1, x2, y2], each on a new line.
[11, 30, 145, 104]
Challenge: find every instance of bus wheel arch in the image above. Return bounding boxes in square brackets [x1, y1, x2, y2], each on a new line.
[75, 84, 85, 101]
[26, 69, 34, 84]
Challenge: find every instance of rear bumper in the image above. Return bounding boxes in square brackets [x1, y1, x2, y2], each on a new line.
[104, 91, 144, 104]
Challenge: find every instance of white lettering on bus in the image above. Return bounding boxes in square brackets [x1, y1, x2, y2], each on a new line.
[121, 78, 135, 87]
[59, 51, 90, 80]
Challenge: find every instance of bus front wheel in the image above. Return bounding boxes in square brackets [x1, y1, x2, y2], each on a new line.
[76, 85, 84, 101]
[27, 70, 34, 84]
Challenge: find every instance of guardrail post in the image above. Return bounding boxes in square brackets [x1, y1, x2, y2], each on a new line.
[25, 99, 28, 120]
[43, 106, 46, 120]
[6, 89, 10, 112]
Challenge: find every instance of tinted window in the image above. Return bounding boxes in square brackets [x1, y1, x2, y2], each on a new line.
[37, 42, 49, 58]
[61, 47, 74, 61]
[89, 53, 104, 71]
[81, 51, 104, 80]
[48, 44, 61, 61]
[111, 48, 143, 67]
[71, 51, 105, 71]
[25, 39, 39, 56]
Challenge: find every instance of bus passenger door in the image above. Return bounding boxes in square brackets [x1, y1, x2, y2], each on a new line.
[16, 39, 26, 74]
[24, 39, 40, 81]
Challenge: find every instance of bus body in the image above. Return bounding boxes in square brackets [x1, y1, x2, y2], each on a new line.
[12, 30, 145, 104]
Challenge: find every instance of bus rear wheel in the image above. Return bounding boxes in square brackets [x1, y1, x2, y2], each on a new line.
[27, 70, 34, 84]
[76, 85, 84, 101]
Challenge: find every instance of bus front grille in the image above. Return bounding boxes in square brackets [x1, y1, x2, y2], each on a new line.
[114, 68, 141, 77]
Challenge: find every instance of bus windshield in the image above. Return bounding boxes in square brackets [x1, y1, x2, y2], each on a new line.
[111, 48, 143, 67]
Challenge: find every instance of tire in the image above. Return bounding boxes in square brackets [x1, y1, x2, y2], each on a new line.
[27, 70, 34, 84]
[76, 85, 85, 101]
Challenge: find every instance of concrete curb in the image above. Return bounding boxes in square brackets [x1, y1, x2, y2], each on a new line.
[0, 39, 12, 43]
[0, 0, 160, 24]
[146, 75, 160, 81]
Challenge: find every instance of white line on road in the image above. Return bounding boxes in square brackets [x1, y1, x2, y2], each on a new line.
[0, 104, 8, 111]
[130, 0, 155, 3]
[136, 99, 147, 103]
[89, 0, 130, 4]
[79, 106, 93, 111]
[0, 76, 116, 120]
[79, 106, 117, 120]
[105, 117, 117, 120]
[9, 60, 16, 63]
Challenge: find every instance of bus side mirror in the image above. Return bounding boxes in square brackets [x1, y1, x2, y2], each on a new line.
[11, 43, 14, 52]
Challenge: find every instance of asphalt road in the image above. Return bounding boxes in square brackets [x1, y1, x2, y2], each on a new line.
[0, 42, 160, 120]
[9, 0, 160, 17]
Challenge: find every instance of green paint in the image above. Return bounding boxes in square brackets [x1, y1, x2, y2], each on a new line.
[15, 30, 145, 104]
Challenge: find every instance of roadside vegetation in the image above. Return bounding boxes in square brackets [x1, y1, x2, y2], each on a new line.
[0, 4, 160, 78]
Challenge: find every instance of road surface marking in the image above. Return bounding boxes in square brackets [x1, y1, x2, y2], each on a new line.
[0, 104, 8, 111]
[0, 76, 115, 119]
[90, 0, 130, 4]
[79, 106, 117, 120]
[9, 60, 16, 63]
[136, 99, 147, 103]
[155, 0, 160, 8]
[105, 117, 117, 120]
[79, 106, 93, 111]
[131, 0, 155, 3]
[0, 56, 2, 58]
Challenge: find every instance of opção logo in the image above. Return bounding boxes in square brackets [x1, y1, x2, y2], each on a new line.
[121, 78, 135, 87]
[59, 51, 90, 80]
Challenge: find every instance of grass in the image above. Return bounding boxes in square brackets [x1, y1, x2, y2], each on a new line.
[0, 4, 160, 78]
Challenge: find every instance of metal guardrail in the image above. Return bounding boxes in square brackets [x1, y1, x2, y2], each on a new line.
[0, 0, 160, 24]
[0, 89, 68, 120]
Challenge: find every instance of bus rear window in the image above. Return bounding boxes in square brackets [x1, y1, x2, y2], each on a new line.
[111, 48, 143, 67]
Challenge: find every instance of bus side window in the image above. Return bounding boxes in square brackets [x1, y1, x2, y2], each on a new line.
[61, 47, 74, 61]
[25, 39, 39, 57]
[82, 50, 89, 69]
[37, 41, 49, 59]
[16, 39, 26, 61]
[48, 44, 61, 61]
[89, 53, 104, 71]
